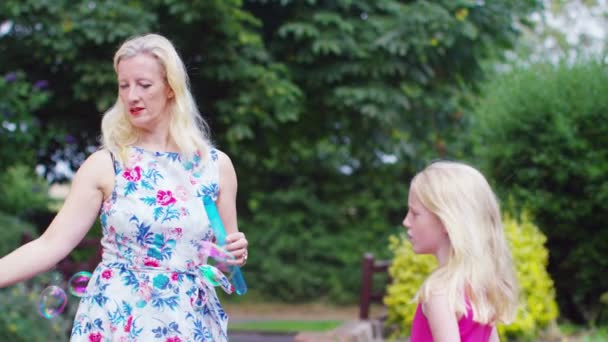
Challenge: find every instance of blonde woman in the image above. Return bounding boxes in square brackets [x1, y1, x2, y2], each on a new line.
[0, 33, 248, 341]
[403, 161, 518, 341]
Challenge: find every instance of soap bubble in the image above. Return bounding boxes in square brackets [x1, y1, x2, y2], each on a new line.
[67, 271, 92, 297]
[38, 285, 67, 319]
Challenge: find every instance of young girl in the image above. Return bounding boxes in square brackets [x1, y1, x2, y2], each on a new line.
[403, 161, 518, 342]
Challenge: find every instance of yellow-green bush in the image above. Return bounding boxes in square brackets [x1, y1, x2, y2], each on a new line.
[383, 234, 436, 339]
[500, 212, 559, 339]
[384, 212, 558, 340]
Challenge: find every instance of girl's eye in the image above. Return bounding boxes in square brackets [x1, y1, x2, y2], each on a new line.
[119, 84, 128, 89]
[141, 84, 151, 89]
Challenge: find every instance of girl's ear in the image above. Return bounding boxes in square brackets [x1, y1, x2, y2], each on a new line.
[167, 87, 175, 99]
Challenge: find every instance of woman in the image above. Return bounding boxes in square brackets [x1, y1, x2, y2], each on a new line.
[0, 33, 248, 341]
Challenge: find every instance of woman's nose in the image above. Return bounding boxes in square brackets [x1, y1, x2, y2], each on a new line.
[128, 87, 140, 103]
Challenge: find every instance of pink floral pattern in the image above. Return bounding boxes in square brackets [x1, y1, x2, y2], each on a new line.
[123, 166, 142, 182]
[156, 190, 177, 206]
[71, 146, 228, 342]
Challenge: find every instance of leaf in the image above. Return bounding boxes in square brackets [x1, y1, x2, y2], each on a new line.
[140, 196, 156, 206]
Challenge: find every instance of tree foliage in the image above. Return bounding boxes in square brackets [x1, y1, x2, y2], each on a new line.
[239, 0, 541, 301]
[0, 71, 50, 171]
[471, 59, 608, 323]
[0, 0, 542, 302]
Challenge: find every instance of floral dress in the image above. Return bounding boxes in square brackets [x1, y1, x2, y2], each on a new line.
[70, 146, 233, 342]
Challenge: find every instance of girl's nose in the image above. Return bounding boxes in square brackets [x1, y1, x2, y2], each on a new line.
[402, 215, 409, 228]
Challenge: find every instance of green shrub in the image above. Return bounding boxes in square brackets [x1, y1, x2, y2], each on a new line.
[383, 234, 436, 339]
[384, 212, 558, 340]
[0, 272, 75, 341]
[471, 59, 608, 323]
[0, 164, 50, 219]
[0, 211, 36, 257]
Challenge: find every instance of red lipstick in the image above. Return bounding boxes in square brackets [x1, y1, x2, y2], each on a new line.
[130, 107, 144, 115]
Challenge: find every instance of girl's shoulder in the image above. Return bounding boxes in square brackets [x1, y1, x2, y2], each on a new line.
[420, 290, 449, 316]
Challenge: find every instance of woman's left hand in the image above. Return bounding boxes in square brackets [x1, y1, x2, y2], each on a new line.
[224, 232, 248, 266]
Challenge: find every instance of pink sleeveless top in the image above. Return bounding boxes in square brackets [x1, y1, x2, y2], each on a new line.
[410, 301, 492, 341]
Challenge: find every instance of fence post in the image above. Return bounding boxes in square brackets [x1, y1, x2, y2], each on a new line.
[359, 253, 375, 320]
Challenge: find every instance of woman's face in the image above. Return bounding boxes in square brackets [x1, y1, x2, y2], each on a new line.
[116, 53, 174, 131]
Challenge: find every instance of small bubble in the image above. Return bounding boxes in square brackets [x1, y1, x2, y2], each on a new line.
[38, 285, 67, 319]
[67, 271, 92, 297]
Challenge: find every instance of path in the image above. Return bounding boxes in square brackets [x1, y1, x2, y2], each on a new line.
[222, 302, 387, 342]
[228, 332, 295, 342]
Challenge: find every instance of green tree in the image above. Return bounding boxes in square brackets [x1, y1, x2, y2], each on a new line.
[0, 0, 299, 179]
[0, 71, 50, 171]
[235, 0, 542, 301]
[0, 0, 542, 302]
[471, 60, 608, 324]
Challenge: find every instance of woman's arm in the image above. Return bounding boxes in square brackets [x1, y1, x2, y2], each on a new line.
[0, 150, 114, 287]
[216, 150, 238, 236]
[215, 150, 247, 265]
[423, 294, 461, 342]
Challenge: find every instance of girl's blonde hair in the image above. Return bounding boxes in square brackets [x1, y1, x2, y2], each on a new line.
[100, 33, 211, 163]
[412, 161, 518, 324]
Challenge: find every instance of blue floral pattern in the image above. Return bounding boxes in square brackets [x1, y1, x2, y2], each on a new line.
[71, 146, 230, 342]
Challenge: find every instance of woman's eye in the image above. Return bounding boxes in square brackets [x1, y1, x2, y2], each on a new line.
[119, 84, 128, 89]
[141, 84, 151, 89]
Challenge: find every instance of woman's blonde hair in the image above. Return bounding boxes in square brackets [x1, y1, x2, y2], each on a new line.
[412, 161, 518, 324]
[100, 33, 211, 163]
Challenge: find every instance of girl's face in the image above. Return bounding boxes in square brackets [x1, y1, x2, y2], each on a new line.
[117, 53, 174, 132]
[402, 185, 450, 261]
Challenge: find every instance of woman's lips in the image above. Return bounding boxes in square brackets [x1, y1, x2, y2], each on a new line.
[130, 107, 144, 115]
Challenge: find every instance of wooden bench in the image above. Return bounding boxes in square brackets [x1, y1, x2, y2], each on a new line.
[359, 252, 392, 320]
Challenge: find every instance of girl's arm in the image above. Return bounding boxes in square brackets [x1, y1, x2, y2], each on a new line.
[0, 150, 114, 287]
[489, 326, 500, 342]
[423, 294, 461, 342]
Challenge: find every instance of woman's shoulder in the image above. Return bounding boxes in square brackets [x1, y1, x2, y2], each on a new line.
[206, 147, 232, 166]
[213, 148, 230, 161]
[83, 149, 114, 169]
[70, 149, 115, 195]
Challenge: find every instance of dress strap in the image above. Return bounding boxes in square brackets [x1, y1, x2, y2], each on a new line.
[109, 150, 117, 174]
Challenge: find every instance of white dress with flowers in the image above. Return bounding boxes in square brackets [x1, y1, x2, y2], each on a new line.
[70, 146, 234, 342]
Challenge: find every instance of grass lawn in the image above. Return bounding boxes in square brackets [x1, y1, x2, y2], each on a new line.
[556, 324, 608, 341]
[229, 319, 343, 333]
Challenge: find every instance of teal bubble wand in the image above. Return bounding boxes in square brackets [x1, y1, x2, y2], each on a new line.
[202, 195, 248, 295]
